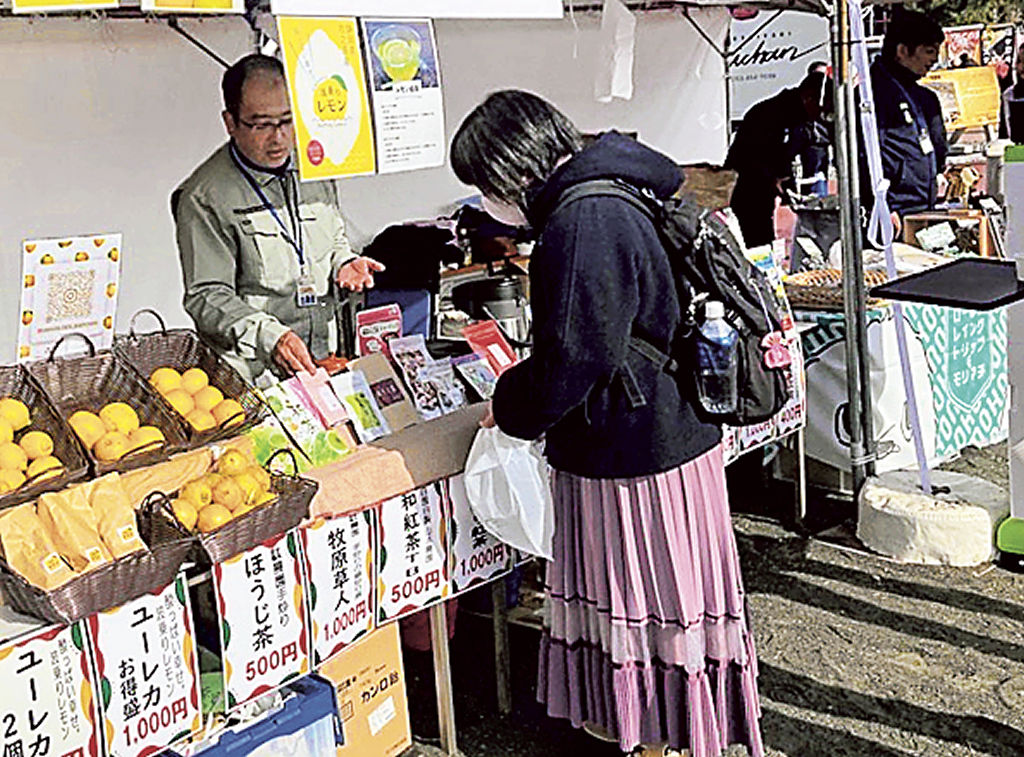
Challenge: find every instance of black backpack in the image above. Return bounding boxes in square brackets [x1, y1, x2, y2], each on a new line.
[553, 179, 790, 426]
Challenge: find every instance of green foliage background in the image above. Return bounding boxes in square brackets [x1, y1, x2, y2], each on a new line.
[909, 0, 1023, 27]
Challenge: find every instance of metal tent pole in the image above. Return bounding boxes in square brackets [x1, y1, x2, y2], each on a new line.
[829, 0, 873, 491]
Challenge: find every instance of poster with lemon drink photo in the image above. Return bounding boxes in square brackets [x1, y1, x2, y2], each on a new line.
[362, 18, 445, 173]
[278, 16, 376, 181]
[141, 0, 243, 13]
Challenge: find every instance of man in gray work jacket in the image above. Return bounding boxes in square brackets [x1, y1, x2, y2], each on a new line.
[172, 54, 383, 383]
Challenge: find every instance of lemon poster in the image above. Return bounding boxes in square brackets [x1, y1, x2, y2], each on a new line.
[278, 16, 376, 181]
[362, 18, 446, 173]
[141, 0, 244, 13]
[18, 233, 121, 363]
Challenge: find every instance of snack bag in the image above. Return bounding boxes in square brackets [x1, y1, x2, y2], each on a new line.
[0, 504, 78, 590]
[38, 488, 113, 572]
[87, 473, 146, 559]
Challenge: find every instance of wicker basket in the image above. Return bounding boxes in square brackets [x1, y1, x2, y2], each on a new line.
[0, 366, 90, 511]
[783, 268, 891, 311]
[149, 449, 318, 564]
[0, 493, 194, 624]
[26, 334, 191, 476]
[114, 309, 268, 444]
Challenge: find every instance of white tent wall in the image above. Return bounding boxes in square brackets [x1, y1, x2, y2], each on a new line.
[0, 9, 727, 361]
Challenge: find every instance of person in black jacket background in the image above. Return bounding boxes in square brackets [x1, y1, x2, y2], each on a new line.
[450, 90, 764, 757]
[869, 10, 947, 216]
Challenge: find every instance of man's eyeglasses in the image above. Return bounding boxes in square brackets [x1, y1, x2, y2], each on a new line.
[237, 116, 294, 134]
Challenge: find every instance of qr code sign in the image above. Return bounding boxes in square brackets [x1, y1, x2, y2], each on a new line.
[45, 269, 95, 323]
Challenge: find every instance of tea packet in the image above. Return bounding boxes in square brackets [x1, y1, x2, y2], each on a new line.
[0, 504, 78, 590]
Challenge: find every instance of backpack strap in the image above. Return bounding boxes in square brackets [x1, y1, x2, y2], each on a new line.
[552, 179, 657, 220]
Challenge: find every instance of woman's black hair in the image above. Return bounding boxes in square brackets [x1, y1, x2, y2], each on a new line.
[222, 54, 285, 120]
[881, 9, 944, 63]
[450, 90, 583, 207]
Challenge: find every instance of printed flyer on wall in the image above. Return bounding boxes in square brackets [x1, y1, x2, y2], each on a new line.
[278, 15, 377, 181]
[18, 233, 121, 363]
[361, 18, 446, 173]
[12, 0, 114, 13]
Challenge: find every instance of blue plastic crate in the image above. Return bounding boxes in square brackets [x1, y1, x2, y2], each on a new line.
[161, 674, 341, 756]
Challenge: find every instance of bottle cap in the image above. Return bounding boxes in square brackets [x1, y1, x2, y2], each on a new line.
[705, 301, 725, 319]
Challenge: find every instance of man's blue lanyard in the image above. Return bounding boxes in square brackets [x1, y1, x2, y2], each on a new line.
[229, 144, 305, 266]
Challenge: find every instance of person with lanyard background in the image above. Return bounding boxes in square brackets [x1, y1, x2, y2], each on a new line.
[172, 53, 384, 384]
[868, 10, 947, 222]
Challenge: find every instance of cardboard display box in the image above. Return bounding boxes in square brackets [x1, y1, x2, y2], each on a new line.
[318, 623, 412, 757]
[306, 402, 488, 518]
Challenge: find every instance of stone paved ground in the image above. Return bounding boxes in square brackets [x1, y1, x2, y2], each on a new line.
[403, 443, 1024, 756]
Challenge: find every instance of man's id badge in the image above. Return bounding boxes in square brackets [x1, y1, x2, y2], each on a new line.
[296, 267, 317, 308]
[918, 129, 935, 156]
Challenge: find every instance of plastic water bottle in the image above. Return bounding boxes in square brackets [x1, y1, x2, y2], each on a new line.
[695, 301, 739, 415]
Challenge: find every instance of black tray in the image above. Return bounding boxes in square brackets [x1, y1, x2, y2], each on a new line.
[870, 258, 1024, 311]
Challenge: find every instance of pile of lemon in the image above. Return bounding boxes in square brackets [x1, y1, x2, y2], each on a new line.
[69, 403, 165, 463]
[149, 367, 244, 433]
[170, 447, 277, 533]
[0, 397, 65, 493]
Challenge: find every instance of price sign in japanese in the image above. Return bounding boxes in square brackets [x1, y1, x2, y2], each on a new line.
[376, 484, 450, 622]
[88, 576, 201, 757]
[214, 530, 311, 708]
[0, 622, 101, 757]
[447, 475, 511, 594]
[300, 510, 376, 665]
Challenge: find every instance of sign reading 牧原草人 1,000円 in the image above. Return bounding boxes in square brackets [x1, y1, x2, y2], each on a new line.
[300, 510, 376, 665]
[214, 530, 311, 709]
[0, 622, 101, 757]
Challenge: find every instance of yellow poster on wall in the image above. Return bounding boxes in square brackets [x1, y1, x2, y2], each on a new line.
[12, 0, 115, 13]
[140, 0, 244, 13]
[278, 16, 377, 181]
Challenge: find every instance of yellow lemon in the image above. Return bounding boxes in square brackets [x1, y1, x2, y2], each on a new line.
[247, 465, 271, 492]
[128, 425, 165, 452]
[197, 504, 233, 533]
[99, 403, 140, 434]
[216, 449, 249, 477]
[0, 418, 13, 446]
[0, 468, 26, 493]
[26, 455, 63, 482]
[186, 409, 216, 433]
[150, 367, 182, 394]
[164, 389, 195, 417]
[171, 498, 198, 531]
[253, 490, 277, 508]
[193, 386, 224, 413]
[180, 480, 213, 508]
[201, 472, 225, 491]
[180, 368, 209, 396]
[211, 477, 245, 511]
[19, 430, 53, 460]
[232, 472, 261, 505]
[0, 442, 28, 471]
[93, 432, 131, 462]
[0, 398, 30, 431]
[212, 399, 245, 428]
[69, 410, 105, 449]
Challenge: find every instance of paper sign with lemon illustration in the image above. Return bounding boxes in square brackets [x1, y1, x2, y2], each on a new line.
[278, 16, 376, 181]
[141, 0, 243, 13]
[362, 19, 446, 173]
[13, 0, 114, 14]
[18, 233, 121, 363]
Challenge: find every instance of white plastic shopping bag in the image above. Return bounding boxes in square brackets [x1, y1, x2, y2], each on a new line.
[463, 426, 554, 560]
